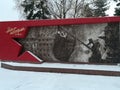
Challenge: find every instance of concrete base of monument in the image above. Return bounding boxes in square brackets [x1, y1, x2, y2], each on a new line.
[1, 61, 120, 76]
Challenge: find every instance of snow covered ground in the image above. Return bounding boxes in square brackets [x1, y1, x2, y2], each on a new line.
[1, 62, 120, 90]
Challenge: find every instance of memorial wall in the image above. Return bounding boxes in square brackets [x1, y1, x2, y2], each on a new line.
[0, 17, 120, 63]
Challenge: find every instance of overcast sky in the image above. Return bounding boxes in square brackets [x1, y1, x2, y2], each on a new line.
[0, 0, 117, 21]
[0, 0, 20, 21]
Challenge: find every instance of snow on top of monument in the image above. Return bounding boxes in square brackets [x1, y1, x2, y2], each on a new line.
[2, 61, 120, 72]
[0, 62, 120, 90]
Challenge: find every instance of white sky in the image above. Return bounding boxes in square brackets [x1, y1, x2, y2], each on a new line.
[0, 0, 20, 21]
[106, 0, 116, 16]
[0, 0, 117, 21]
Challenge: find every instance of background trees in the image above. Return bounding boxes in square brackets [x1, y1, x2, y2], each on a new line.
[93, 0, 109, 17]
[16, 0, 50, 19]
[81, 0, 109, 17]
[15, 0, 109, 20]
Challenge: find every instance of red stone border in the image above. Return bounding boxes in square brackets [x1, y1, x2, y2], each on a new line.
[1, 63, 120, 76]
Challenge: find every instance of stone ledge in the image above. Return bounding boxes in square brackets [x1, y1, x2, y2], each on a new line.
[1, 62, 120, 76]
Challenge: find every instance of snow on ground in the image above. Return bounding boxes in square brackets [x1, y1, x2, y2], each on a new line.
[0, 62, 120, 90]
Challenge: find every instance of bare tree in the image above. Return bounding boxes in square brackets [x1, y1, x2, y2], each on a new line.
[71, 0, 86, 18]
[48, 0, 94, 19]
[48, 0, 73, 19]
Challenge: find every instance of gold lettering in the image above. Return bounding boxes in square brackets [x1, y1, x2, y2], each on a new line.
[6, 27, 25, 36]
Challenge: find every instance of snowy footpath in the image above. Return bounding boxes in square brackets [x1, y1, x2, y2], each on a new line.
[0, 61, 120, 90]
